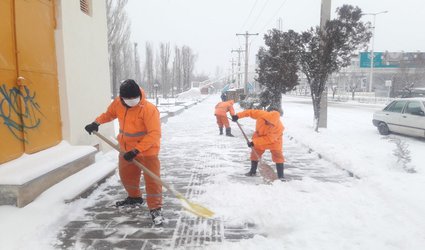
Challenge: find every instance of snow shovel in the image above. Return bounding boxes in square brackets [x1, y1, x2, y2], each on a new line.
[232, 120, 278, 182]
[93, 131, 214, 218]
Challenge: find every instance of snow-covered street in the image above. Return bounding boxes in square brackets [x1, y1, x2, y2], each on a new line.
[1, 94, 425, 249]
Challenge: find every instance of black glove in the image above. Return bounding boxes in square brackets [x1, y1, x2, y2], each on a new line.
[85, 122, 99, 135]
[231, 115, 239, 122]
[123, 149, 139, 162]
[247, 141, 254, 148]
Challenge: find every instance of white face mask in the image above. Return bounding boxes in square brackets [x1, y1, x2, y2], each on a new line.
[123, 97, 140, 107]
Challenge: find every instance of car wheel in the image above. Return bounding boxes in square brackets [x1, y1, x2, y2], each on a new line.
[378, 122, 390, 135]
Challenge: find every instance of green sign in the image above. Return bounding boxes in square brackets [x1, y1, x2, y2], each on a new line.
[360, 52, 425, 68]
[359, 52, 398, 68]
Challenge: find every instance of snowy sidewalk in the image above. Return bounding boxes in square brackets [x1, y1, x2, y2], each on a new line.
[55, 95, 354, 249]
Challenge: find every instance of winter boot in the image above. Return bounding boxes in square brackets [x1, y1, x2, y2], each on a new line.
[276, 163, 284, 180]
[115, 196, 144, 207]
[225, 127, 234, 137]
[219, 127, 223, 135]
[150, 207, 165, 226]
[245, 161, 258, 176]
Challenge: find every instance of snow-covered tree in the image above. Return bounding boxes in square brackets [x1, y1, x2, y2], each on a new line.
[256, 29, 300, 114]
[299, 5, 371, 131]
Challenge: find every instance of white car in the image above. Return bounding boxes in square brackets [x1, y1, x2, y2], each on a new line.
[373, 98, 425, 138]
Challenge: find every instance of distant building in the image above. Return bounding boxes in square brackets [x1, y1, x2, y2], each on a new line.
[328, 52, 425, 97]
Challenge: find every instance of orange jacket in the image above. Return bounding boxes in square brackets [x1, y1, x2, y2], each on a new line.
[237, 110, 284, 151]
[214, 100, 235, 116]
[95, 88, 161, 156]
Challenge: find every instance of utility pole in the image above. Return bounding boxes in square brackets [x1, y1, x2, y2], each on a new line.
[236, 31, 258, 94]
[231, 48, 245, 88]
[318, 0, 331, 128]
[277, 17, 283, 31]
[229, 58, 236, 85]
[363, 11, 388, 92]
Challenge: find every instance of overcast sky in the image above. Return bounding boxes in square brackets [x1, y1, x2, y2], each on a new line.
[126, 0, 425, 77]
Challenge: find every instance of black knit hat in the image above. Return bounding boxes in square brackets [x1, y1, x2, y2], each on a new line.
[221, 93, 227, 101]
[120, 79, 141, 99]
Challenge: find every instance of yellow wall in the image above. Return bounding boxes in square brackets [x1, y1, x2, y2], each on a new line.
[0, 0, 61, 163]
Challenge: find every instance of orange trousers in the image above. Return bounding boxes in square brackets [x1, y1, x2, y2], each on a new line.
[216, 115, 230, 128]
[118, 154, 162, 210]
[250, 148, 284, 163]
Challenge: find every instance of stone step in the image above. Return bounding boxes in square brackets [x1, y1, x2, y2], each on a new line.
[62, 159, 117, 203]
[0, 141, 97, 207]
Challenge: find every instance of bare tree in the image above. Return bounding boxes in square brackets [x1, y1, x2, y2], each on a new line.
[159, 43, 171, 97]
[393, 54, 425, 96]
[134, 43, 142, 87]
[106, 0, 133, 98]
[145, 42, 154, 98]
[181, 46, 197, 90]
[172, 46, 182, 96]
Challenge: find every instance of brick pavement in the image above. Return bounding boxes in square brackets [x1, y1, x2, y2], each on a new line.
[55, 97, 354, 249]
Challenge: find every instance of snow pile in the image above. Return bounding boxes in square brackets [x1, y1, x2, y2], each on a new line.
[176, 87, 202, 101]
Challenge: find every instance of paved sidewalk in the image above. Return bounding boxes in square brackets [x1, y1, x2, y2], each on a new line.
[56, 96, 353, 249]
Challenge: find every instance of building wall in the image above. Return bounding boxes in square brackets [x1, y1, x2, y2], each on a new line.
[55, 0, 114, 148]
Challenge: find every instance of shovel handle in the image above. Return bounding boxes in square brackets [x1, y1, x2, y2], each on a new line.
[92, 131, 173, 192]
[228, 117, 261, 160]
[92, 131, 215, 218]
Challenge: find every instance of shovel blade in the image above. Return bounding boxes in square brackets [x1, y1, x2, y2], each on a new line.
[177, 195, 214, 218]
[259, 163, 278, 183]
[184, 202, 215, 218]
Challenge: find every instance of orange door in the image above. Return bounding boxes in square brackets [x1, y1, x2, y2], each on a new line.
[0, 0, 61, 163]
[0, 0, 25, 163]
[15, 0, 62, 153]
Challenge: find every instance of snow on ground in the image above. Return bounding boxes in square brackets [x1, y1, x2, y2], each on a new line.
[198, 95, 425, 250]
[1, 94, 424, 249]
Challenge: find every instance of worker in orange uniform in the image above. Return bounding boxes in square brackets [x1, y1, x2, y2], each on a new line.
[231, 109, 285, 180]
[214, 93, 235, 137]
[84, 79, 164, 226]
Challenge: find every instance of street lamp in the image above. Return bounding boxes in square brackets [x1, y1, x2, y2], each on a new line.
[363, 11, 388, 93]
[153, 82, 159, 106]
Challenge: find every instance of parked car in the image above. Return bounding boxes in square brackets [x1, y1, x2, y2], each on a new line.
[373, 98, 425, 138]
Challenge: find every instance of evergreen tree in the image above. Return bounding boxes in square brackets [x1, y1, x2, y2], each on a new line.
[256, 29, 300, 114]
[299, 5, 371, 131]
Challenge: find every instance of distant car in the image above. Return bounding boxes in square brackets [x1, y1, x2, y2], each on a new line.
[373, 98, 425, 138]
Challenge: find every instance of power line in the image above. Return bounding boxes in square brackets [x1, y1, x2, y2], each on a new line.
[249, 0, 289, 49]
[240, 0, 260, 31]
[259, 0, 289, 33]
[248, 0, 271, 31]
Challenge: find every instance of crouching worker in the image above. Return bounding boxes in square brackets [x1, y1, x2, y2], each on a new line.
[84, 79, 164, 226]
[214, 93, 235, 137]
[231, 109, 285, 180]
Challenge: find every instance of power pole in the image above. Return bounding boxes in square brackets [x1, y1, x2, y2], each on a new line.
[229, 58, 236, 84]
[231, 48, 245, 88]
[236, 31, 258, 94]
[276, 17, 283, 31]
[318, 0, 331, 128]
